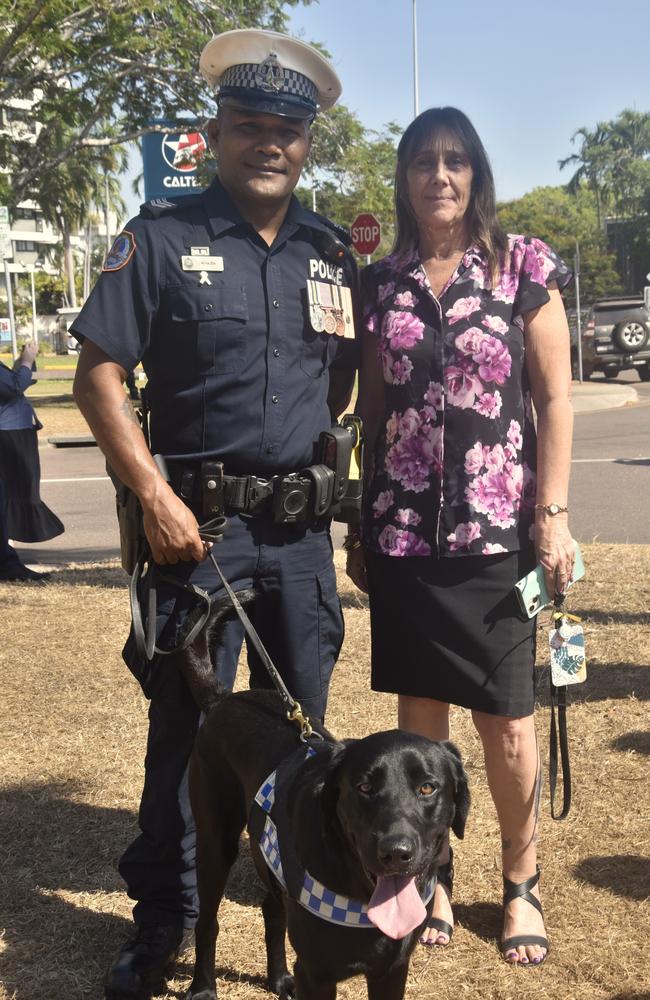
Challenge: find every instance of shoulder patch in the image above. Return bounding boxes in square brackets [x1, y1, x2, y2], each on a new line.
[140, 197, 177, 219]
[103, 230, 136, 272]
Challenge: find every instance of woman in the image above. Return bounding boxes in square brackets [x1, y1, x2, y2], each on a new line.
[0, 341, 64, 545]
[346, 107, 574, 966]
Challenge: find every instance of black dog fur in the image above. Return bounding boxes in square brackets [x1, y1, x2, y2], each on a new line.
[174, 592, 470, 1000]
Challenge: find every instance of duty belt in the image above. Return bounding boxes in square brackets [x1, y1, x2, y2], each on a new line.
[167, 460, 320, 521]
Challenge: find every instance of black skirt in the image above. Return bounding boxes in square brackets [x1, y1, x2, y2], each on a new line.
[0, 427, 64, 542]
[365, 548, 537, 717]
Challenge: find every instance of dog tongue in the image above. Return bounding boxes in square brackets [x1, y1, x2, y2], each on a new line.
[367, 875, 425, 939]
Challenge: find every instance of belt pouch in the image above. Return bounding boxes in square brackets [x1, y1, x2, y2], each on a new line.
[201, 461, 224, 518]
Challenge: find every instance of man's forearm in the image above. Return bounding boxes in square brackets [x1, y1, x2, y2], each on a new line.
[73, 345, 165, 507]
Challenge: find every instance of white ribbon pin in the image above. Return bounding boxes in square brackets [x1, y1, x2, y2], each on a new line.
[199, 271, 212, 286]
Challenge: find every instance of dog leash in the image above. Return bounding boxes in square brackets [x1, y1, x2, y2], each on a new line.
[199, 517, 320, 743]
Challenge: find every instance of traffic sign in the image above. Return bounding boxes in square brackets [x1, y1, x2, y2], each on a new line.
[350, 213, 381, 256]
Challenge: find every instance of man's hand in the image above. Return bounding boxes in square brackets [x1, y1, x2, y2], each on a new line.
[141, 483, 206, 565]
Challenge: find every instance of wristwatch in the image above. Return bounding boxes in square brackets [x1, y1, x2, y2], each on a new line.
[534, 502, 569, 515]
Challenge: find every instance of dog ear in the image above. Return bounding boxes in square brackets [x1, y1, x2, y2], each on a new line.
[320, 740, 356, 822]
[441, 740, 470, 840]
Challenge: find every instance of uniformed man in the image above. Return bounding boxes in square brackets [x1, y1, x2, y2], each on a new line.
[72, 29, 357, 1000]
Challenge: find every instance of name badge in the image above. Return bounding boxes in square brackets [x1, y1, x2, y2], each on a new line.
[181, 255, 224, 272]
[306, 280, 355, 339]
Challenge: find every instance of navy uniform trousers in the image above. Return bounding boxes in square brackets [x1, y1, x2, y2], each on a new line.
[120, 511, 344, 929]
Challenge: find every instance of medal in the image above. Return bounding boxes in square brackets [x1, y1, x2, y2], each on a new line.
[323, 312, 337, 334]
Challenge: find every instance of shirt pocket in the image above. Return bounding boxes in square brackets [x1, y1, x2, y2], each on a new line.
[300, 323, 340, 379]
[169, 284, 249, 375]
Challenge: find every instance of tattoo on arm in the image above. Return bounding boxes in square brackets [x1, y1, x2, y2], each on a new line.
[119, 397, 140, 426]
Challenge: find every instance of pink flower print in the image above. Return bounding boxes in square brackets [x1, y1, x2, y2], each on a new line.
[378, 525, 431, 556]
[447, 521, 482, 551]
[424, 381, 444, 412]
[464, 440, 485, 475]
[455, 326, 484, 356]
[385, 424, 441, 493]
[521, 462, 537, 508]
[394, 289, 416, 308]
[395, 507, 422, 526]
[507, 419, 522, 450]
[364, 307, 377, 334]
[473, 335, 511, 385]
[482, 314, 509, 335]
[392, 356, 414, 385]
[484, 443, 507, 472]
[385, 411, 400, 443]
[473, 390, 502, 418]
[445, 295, 482, 324]
[378, 281, 396, 304]
[397, 407, 422, 438]
[522, 241, 546, 285]
[505, 442, 517, 462]
[382, 310, 425, 351]
[372, 489, 394, 518]
[482, 542, 508, 554]
[466, 464, 523, 528]
[493, 267, 518, 304]
[445, 365, 482, 409]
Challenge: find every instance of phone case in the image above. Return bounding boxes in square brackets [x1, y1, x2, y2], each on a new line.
[514, 543, 585, 618]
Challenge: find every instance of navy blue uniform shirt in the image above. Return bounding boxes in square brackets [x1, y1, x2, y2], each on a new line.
[73, 177, 358, 471]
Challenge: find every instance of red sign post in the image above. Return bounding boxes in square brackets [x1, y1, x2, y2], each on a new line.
[350, 212, 382, 258]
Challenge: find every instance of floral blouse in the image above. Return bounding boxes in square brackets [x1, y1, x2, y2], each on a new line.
[360, 235, 572, 558]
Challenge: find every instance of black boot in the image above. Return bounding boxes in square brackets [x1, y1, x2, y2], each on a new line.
[104, 923, 192, 999]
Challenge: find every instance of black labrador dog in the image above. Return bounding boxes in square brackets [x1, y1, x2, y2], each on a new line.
[175, 594, 470, 1000]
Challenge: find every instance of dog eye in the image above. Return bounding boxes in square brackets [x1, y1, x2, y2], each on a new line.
[358, 782, 372, 795]
[419, 782, 437, 797]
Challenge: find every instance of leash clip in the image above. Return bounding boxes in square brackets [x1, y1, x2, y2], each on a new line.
[287, 702, 323, 743]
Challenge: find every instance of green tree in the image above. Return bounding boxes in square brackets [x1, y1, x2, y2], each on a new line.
[0, 0, 313, 207]
[498, 185, 622, 304]
[297, 116, 400, 260]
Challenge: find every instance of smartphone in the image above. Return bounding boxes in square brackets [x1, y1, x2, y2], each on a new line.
[514, 542, 585, 619]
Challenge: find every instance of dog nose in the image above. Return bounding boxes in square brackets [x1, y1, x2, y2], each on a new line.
[378, 835, 415, 869]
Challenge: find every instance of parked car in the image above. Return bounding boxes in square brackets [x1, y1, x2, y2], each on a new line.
[572, 296, 650, 381]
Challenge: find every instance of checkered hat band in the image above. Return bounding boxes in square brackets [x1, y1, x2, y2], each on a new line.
[219, 63, 318, 104]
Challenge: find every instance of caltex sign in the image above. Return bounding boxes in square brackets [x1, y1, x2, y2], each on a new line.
[142, 124, 208, 201]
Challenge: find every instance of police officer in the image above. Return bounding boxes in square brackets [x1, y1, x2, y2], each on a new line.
[72, 28, 357, 999]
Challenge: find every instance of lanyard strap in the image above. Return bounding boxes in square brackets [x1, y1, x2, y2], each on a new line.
[549, 678, 571, 820]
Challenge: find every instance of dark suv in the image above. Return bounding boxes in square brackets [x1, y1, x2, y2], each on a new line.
[573, 296, 650, 381]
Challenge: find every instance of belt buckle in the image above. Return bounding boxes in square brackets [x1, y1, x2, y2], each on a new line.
[246, 476, 273, 513]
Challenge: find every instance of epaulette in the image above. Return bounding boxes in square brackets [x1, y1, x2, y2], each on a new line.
[139, 192, 204, 219]
[312, 212, 352, 247]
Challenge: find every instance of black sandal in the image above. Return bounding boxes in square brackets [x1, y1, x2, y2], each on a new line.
[420, 848, 454, 946]
[500, 867, 549, 966]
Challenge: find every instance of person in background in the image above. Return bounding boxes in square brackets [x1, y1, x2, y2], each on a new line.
[73, 29, 357, 1000]
[347, 106, 575, 967]
[0, 341, 63, 566]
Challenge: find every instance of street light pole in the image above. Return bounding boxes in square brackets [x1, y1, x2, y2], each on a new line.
[412, 0, 419, 118]
[30, 267, 37, 343]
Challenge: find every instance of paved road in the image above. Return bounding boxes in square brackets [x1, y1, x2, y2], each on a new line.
[14, 373, 649, 568]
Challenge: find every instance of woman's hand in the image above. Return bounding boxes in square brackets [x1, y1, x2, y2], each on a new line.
[346, 545, 368, 594]
[19, 342, 38, 367]
[534, 513, 575, 601]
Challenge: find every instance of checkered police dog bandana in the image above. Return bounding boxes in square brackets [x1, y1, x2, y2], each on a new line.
[249, 753, 437, 929]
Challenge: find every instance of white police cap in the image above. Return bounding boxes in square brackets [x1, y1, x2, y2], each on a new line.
[200, 28, 341, 120]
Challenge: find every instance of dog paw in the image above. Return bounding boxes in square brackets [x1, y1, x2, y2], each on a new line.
[270, 973, 295, 999]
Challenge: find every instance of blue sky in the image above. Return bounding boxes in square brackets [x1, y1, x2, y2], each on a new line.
[121, 0, 650, 220]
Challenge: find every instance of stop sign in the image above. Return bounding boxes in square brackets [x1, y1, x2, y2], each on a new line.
[350, 213, 381, 256]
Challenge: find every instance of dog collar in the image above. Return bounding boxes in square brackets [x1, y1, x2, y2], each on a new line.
[251, 761, 437, 929]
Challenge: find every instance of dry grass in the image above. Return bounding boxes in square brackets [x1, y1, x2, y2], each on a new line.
[1, 544, 648, 1000]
